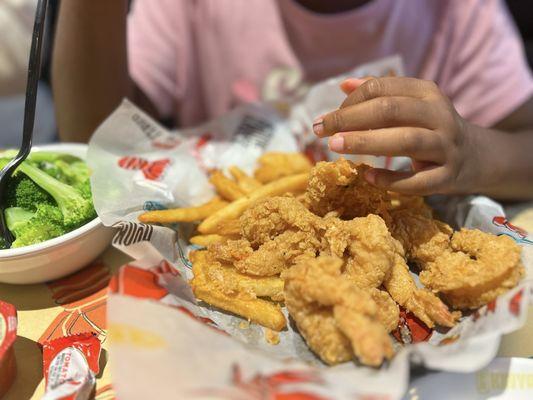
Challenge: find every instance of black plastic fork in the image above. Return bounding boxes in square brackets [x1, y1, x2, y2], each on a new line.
[0, 0, 49, 248]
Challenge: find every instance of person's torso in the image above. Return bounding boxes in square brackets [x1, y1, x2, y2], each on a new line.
[177, 0, 449, 126]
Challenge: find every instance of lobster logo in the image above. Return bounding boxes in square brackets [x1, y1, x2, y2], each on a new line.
[509, 289, 523, 317]
[190, 132, 213, 172]
[492, 216, 532, 245]
[194, 364, 329, 400]
[486, 299, 497, 314]
[471, 298, 498, 322]
[118, 156, 171, 181]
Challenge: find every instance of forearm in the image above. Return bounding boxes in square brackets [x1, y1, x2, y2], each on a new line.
[52, 0, 131, 142]
[469, 125, 533, 200]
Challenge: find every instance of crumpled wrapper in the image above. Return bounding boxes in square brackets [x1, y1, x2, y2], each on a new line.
[88, 57, 533, 400]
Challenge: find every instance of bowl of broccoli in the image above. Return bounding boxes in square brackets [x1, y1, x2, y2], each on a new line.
[0, 143, 115, 284]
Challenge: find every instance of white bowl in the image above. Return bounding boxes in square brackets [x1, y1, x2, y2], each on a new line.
[0, 143, 115, 284]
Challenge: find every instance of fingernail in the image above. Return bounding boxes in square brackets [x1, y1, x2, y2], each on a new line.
[312, 116, 324, 136]
[364, 169, 376, 185]
[328, 135, 344, 152]
[342, 78, 365, 86]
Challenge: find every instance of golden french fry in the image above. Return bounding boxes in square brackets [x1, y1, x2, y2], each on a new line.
[254, 152, 312, 183]
[229, 166, 262, 193]
[198, 173, 309, 234]
[190, 251, 286, 330]
[192, 285, 286, 331]
[209, 170, 245, 201]
[240, 277, 284, 302]
[139, 197, 228, 223]
[213, 219, 241, 236]
[201, 253, 284, 300]
[190, 234, 232, 247]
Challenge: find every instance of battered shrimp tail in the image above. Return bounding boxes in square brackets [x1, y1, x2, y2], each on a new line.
[333, 307, 394, 367]
[384, 251, 457, 329]
[407, 290, 459, 328]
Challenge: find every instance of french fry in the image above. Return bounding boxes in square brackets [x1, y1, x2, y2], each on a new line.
[139, 196, 228, 223]
[209, 170, 245, 201]
[192, 285, 286, 331]
[228, 166, 262, 193]
[238, 276, 284, 302]
[190, 234, 232, 247]
[213, 219, 241, 236]
[254, 152, 312, 183]
[198, 252, 284, 300]
[198, 173, 309, 234]
[190, 251, 286, 330]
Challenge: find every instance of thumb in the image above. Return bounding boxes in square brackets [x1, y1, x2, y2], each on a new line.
[364, 166, 447, 196]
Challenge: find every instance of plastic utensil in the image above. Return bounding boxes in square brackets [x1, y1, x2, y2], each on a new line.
[0, 0, 49, 248]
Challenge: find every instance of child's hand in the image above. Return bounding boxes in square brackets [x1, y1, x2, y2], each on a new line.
[313, 77, 484, 195]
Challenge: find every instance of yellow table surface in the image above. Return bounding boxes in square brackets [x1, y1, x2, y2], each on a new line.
[1, 204, 532, 399]
[0, 248, 131, 400]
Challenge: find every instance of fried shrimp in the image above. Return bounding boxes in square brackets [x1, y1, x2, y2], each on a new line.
[236, 231, 320, 276]
[369, 288, 400, 333]
[208, 238, 254, 264]
[383, 252, 459, 328]
[388, 207, 452, 266]
[306, 159, 391, 221]
[420, 229, 524, 309]
[283, 256, 394, 366]
[210, 230, 320, 277]
[323, 214, 398, 289]
[186, 156, 525, 366]
[240, 196, 322, 247]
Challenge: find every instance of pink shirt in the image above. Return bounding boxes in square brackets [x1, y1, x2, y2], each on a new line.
[128, 0, 533, 128]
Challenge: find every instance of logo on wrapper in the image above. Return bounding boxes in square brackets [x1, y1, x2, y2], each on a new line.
[233, 115, 274, 149]
[117, 156, 172, 181]
[112, 222, 154, 247]
[492, 216, 533, 245]
[193, 364, 330, 399]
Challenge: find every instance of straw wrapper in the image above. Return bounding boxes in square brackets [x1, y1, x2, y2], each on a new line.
[88, 59, 533, 400]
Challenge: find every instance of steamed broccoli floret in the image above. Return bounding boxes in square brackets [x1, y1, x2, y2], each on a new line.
[4, 207, 34, 230]
[37, 162, 68, 183]
[39, 160, 90, 187]
[65, 161, 91, 186]
[14, 161, 96, 228]
[75, 178, 93, 201]
[5, 205, 67, 248]
[5, 173, 55, 210]
[0, 153, 96, 248]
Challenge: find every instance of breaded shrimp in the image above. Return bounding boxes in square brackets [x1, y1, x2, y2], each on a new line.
[240, 196, 322, 247]
[283, 256, 394, 366]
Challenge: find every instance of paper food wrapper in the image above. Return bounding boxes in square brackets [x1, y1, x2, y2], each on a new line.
[88, 57, 533, 400]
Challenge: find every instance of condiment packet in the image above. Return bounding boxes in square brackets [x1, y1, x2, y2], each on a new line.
[0, 301, 17, 399]
[42, 333, 101, 400]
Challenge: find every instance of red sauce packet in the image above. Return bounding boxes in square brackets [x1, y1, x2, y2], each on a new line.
[392, 309, 432, 344]
[42, 333, 101, 400]
[0, 301, 17, 399]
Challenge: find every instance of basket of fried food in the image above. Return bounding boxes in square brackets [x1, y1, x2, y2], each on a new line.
[139, 153, 524, 367]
